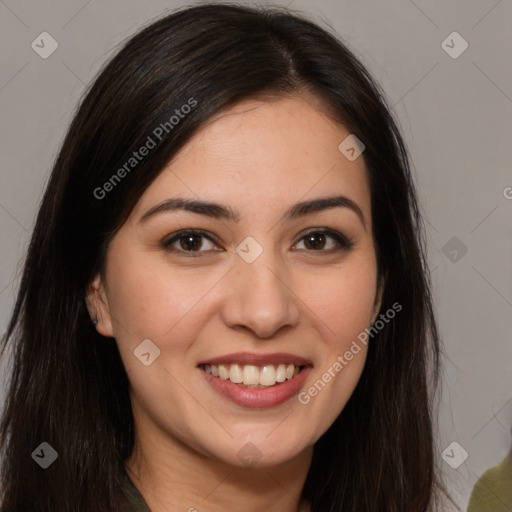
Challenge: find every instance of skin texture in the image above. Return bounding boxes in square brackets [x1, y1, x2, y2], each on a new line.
[87, 92, 383, 512]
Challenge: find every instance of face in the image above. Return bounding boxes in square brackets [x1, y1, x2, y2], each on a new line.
[87, 93, 382, 469]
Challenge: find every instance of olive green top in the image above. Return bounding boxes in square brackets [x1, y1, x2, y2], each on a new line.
[120, 470, 152, 512]
[467, 451, 512, 512]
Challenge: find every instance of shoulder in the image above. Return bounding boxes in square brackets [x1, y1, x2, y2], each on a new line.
[467, 452, 512, 511]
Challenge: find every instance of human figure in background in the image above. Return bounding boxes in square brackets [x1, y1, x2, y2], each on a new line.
[467, 425, 512, 511]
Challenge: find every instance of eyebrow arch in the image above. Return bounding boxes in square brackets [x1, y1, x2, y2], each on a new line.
[139, 195, 366, 229]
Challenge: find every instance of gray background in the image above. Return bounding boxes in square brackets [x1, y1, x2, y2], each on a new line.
[1, 0, 511, 509]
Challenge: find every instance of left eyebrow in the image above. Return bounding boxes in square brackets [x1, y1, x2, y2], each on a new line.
[139, 195, 366, 229]
[286, 195, 365, 229]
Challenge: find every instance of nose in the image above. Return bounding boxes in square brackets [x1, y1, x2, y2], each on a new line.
[219, 249, 301, 339]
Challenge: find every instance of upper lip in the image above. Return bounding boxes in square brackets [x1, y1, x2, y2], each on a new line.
[197, 352, 312, 367]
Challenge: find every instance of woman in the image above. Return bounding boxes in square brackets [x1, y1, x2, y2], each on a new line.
[0, 3, 458, 511]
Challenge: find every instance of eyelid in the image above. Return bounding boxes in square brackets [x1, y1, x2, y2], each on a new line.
[161, 228, 354, 255]
[295, 228, 354, 251]
[161, 229, 219, 253]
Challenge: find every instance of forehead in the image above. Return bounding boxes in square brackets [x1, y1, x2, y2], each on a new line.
[131, 94, 371, 223]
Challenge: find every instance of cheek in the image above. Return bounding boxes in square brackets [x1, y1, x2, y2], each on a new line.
[104, 252, 213, 425]
[106, 249, 220, 342]
[296, 249, 377, 412]
[293, 258, 377, 438]
[302, 255, 378, 347]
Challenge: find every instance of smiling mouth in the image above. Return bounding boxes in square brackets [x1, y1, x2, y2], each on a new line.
[199, 363, 306, 388]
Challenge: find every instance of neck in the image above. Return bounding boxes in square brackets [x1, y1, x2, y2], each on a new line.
[125, 414, 313, 512]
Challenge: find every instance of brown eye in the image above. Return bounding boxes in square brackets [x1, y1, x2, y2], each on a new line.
[302, 232, 330, 250]
[162, 230, 218, 254]
[177, 233, 205, 251]
[295, 229, 353, 252]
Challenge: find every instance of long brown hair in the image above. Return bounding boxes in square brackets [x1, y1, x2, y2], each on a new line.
[0, 3, 458, 510]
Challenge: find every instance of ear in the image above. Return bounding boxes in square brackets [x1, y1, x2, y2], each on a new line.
[85, 273, 115, 337]
[370, 272, 387, 325]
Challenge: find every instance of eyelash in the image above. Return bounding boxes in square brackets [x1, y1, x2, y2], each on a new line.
[161, 228, 354, 257]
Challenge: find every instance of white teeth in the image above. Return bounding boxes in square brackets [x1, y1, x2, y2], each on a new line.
[242, 365, 260, 385]
[260, 365, 276, 385]
[203, 363, 303, 386]
[218, 365, 229, 380]
[229, 364, 243, 383]
[276, 364, 287, 383]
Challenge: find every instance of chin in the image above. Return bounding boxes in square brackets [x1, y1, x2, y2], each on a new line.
[209, 436, 310, 469]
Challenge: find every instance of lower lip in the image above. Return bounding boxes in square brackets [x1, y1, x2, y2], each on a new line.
[200, 367, 312, 408]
